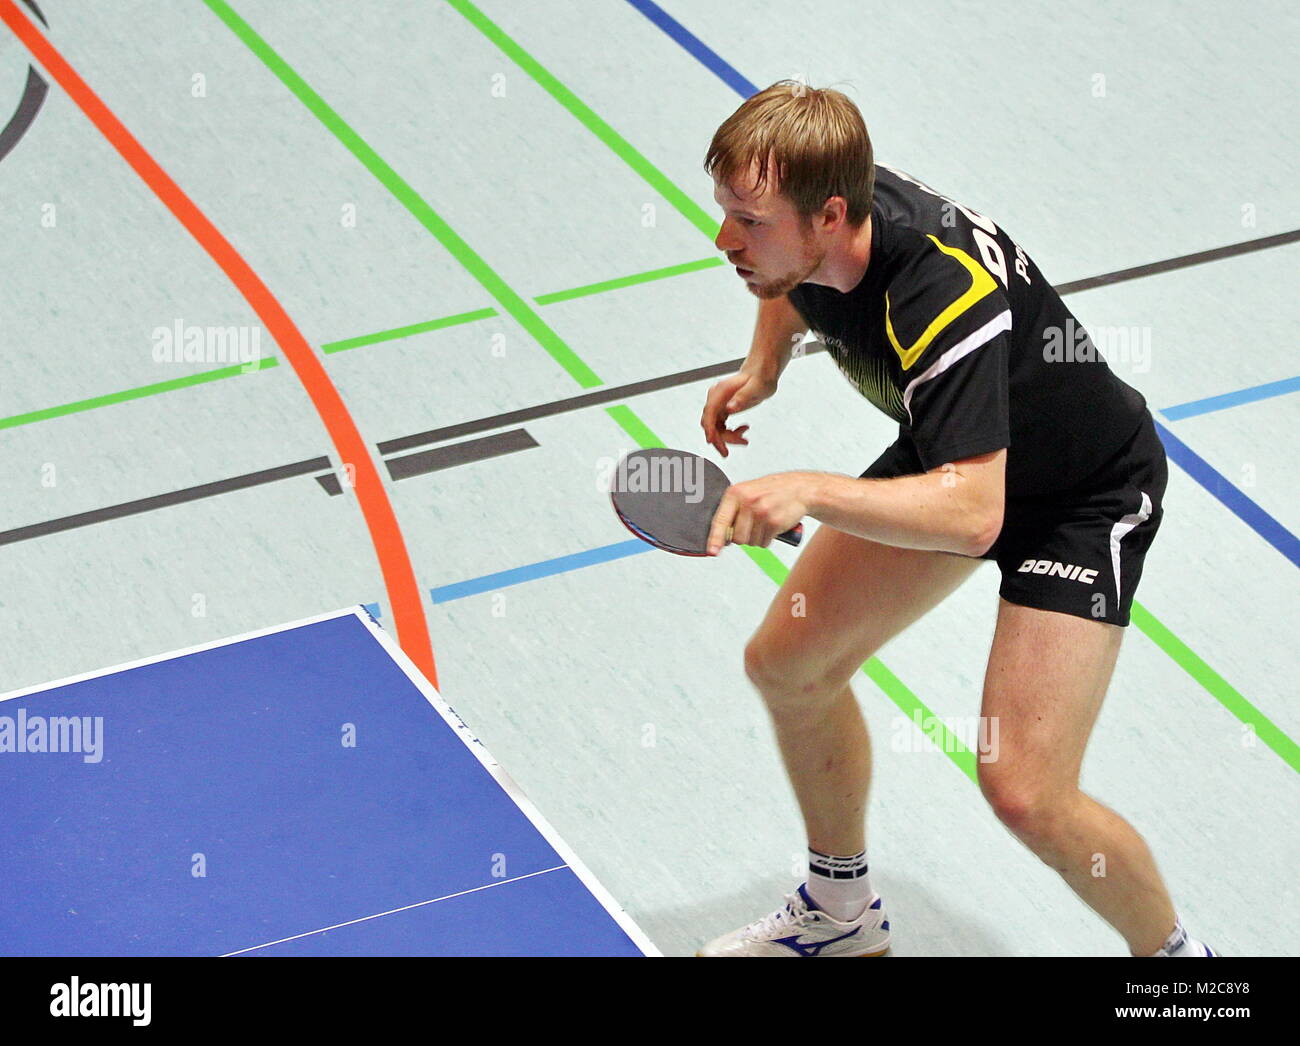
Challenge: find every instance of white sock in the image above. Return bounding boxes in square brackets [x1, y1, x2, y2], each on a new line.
[805, 847, 875, 922]
[1148, 915, 1211, 957]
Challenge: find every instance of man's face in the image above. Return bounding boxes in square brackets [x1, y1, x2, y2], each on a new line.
[712, 163, 826, 300]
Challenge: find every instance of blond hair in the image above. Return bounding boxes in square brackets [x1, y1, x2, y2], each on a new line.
[704, 80, 873, 227]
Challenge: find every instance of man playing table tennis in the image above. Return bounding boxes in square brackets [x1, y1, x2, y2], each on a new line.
[697, 80, 1216, 957]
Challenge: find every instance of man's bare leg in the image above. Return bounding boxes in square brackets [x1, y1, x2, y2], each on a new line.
[978, 598, 1179, 955]
[743, 525, 981, 857]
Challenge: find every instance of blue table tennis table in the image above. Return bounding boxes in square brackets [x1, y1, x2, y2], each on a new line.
[0, 607, 657, 956]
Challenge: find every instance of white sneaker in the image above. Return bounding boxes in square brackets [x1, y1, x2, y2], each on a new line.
[698, 883, 891, 957]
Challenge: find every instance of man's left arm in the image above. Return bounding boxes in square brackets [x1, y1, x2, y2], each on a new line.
[805, 450, 1005, 556]
[706, 452, 1005, 558]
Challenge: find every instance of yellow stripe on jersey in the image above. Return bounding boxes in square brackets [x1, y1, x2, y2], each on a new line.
[885, 235, 999, 371]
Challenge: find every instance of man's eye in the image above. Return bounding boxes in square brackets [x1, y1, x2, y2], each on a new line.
[740, 217, 758, 227]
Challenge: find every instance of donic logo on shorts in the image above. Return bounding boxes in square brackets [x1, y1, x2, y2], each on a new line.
[1017, 559, 1099, 584]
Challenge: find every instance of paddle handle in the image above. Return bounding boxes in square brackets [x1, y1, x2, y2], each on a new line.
[777, 523, 804, 547]
[723, 522, 804, 548]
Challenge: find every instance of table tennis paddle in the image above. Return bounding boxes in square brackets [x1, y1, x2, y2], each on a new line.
[608, 447, 804, 556]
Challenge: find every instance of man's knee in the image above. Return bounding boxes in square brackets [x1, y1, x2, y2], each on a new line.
[978, 763, 1073, 844]
[743, 632, 848, 708]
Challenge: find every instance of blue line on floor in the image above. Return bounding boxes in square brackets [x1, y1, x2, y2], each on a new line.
[1154, 418, 1299, 568]
[624, 0, 757, 97]
[1162, 376, 1300, 421]
[430, 540, 650, 603]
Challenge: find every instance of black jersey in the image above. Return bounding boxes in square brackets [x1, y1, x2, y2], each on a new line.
[787, 164, 1149, 498]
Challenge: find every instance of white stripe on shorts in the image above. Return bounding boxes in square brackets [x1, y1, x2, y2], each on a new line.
[1109, 491, 1152, 608]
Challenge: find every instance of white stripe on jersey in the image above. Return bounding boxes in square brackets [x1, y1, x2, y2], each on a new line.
[901, 308, 1013, 424]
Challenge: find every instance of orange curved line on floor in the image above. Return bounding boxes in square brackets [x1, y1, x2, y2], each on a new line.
[2, 0, 438, 688]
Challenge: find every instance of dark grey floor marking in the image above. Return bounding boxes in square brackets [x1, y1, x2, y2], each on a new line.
[314, 472, 345, 496]
[0, 64, 48, 164]
[0, 457, 331, 546]
[1, 0, 49, 164]
[1055, 229, 1300, 296]
[315, 429, 540, 495]
[374, 355, 777, 455]
[385, 427, 538, 480]
[20, 0, 48, 27]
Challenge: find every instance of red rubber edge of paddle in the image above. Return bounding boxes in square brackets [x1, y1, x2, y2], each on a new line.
[778, 522, 804, 547]
[609, 489, 804, 553]
[609, 492, 709, 557]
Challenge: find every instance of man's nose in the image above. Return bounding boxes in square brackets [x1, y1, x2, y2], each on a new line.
[715, 216, 742, 254]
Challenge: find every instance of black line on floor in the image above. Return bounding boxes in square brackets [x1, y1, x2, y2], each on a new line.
[385, 427, 538, 480]
[0, 66, 48, 165]
[21, 0, 48, 28]
[0, 457, 331, 546]
[1, 0, 49, 164]
[1054, 228, 1300, 295]
[375, 356, 763, 455]
[314, 429, 541, 495]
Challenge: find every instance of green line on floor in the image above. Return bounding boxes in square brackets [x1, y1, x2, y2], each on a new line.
[0, 357, 278, 430]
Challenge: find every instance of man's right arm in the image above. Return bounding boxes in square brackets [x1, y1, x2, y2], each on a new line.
[701, 294, 810, 457]
[739, 294, 809, 385]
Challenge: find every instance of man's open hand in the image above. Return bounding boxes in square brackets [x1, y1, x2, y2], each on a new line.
[701, 371, 777, 458]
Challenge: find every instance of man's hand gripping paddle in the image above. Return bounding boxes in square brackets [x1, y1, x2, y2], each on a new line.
[609, 448, 804, 556]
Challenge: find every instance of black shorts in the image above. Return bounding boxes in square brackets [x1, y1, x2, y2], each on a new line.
[859, 413, 1168, 626]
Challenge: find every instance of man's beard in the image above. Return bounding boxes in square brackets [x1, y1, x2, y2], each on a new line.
[748, 229, 824, 299]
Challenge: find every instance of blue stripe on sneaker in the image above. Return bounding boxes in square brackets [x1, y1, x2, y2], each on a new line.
[773, 927, 863, 957]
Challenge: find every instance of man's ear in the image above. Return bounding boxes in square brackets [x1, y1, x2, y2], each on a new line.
[815, 197, 847, 234]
